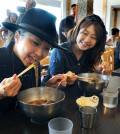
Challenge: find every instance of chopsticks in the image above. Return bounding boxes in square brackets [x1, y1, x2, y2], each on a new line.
[0, 61, 38, 92]
[18, 62, 37, 77]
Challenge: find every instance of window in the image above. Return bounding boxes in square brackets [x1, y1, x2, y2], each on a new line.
[0, 0, 62, 34]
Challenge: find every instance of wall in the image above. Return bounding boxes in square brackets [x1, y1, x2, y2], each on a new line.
[71, 0, 77, 4]
[93, 0, 103, 19]
[61, 0, 71, 19]
[71, 0, 120, 34]
[20, 0, 61, 7]
[71, 0, 103, 18]
[118, 12, 120, 29]
[78, 0, 87, 20]
[94, 0, 120, 34]
[61, 0, 67, 18]
[106, 0, 120, 34]
[71, 0, 93, 21]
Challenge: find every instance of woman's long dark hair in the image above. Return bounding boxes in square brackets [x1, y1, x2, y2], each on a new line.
[68, 14, 107, 71]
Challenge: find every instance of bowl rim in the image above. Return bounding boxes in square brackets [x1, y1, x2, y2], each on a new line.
[77, 73, 109, 84]
[17, 87, 65, 106]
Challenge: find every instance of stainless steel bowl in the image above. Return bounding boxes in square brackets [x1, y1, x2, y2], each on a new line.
[17, 87, 65, 123]
[77, 73, 109, 95]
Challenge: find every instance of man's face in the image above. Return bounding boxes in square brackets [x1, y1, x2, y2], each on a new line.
[71, 6, 76, 16]
[10, 14, 17, 23]
[25, 0, 34, 10]
[14, 32, 51, 67]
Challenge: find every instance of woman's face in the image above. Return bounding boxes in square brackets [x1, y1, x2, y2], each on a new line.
[76, 24, 97, 51]
[10, 14, 17, 23]
[14, 32, 51, 67]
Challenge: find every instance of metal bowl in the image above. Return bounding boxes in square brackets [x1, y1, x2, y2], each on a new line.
[77, 73, 109, 95]
[17, 87, 65, 123]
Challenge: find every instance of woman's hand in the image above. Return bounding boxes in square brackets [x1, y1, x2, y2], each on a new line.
[0, 74, 22, 97]
[46, 71, 78, 88]
[45, 74, 67, 88]
[65, 71, 77, 85]
[95, 61, 111, 75]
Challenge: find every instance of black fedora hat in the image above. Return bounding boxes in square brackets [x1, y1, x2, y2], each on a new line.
[2, 8, 67, 51]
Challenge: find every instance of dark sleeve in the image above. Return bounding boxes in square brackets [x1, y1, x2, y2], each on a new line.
[16, 13, 24, 24]
[41, 47, 67, 85]
[49, 48, 65, 75]
[59, 19, 67, 43]
[0, 48, 7, 82]
[116, 41, 120, 52]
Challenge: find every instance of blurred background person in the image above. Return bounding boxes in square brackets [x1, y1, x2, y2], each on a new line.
[16, 0, 36, 24]
[106, 28, 120, 48]
[5, 12, 18, 45]
[59, 4, 77, 43]
[0, 9, 11, 45]
[69, 4, 77, 23]
[114, 41, 120, 70]
[59, 16, 75, 43]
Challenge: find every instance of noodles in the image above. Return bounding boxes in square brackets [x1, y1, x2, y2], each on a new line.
[34, 61, 39, 87]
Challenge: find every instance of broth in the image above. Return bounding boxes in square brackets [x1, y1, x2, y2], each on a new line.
[29, 99, 55, 105]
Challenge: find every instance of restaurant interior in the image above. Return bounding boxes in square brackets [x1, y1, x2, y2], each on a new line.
[0, 0, 120, 134]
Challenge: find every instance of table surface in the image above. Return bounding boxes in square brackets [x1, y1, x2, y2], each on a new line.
[112, 68, 120, 77]
[0, 76, 120, 134]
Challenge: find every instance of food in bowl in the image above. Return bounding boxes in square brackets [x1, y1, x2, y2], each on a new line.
[88, 77, 98, 83]
[76, 95, 99, 108]
[77, 73, 109, 94]
[65, 71, 76, 83]
[29, 99, 55, 105]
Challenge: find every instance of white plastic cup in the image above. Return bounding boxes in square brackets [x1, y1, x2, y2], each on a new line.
[48, 117, 73, 134]
[103, 89, 118, 108]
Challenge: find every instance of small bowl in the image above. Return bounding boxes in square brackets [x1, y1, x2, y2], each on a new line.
[76, 95, 99, 108]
